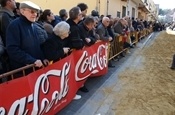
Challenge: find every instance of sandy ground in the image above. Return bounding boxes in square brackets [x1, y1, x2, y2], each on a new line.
[113, 31, 175, 115]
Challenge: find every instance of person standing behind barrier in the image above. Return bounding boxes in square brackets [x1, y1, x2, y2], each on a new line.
[114, 19, 132, 53]
[66, 6, 84, 100]
[66, 7, 84, 50]
[6, 1, 46, 70]
[132, 17, 137, 31]
[77, 3, 88, 21]
[34, 10, 48, 45]
[96, 17, 114, 67]
[123, 17, 135, 46]
[0, 0, 16, 73]
[78, 16, 99, 93]
[92, 16, 100, 39]
[114, 19, 126, 37]
[39, 9, 55, 37]
[96, 17, 113, 42]
[107, 18, 115, 40]
[58, 9, 68, 21]
[0, 0, 16, 45]
[91, 10, 99, 18]
[52, 9, 68, 26]
[13, 2, 20, 18]
[41, 21, 70, 62]
[78, 16, 97, 46]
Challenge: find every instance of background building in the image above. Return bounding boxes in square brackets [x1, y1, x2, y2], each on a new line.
[17, 0, 158, 20]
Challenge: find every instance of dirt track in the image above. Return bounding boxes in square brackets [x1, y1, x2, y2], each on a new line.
[114, 31, 175, 115]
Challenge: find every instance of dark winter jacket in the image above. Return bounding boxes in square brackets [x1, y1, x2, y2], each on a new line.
[35, 22, 48, 44]
[41, 33, 65, 62]
[6, 15, 44, 70]
[78, 23, 97, 46]
[0, 8, 16, 45]
[66, 18, 84, 50]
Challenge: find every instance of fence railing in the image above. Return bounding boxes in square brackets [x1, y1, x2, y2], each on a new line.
[108, 27, 153, 61]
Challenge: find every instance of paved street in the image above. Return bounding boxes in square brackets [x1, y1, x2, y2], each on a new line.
[57, 32, 162, 115]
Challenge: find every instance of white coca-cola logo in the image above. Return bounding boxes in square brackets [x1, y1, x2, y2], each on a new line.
[0, 62, 70, 115]
[75, 44, 108, 81]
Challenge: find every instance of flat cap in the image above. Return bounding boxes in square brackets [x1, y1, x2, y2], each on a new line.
[20, 1, 40, 11]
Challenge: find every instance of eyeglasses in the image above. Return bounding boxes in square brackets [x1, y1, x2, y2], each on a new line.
[24, 9, 38, 14]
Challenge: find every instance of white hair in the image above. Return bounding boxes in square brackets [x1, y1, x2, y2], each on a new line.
[53, 21, 70, 36]
[102, 17, 109, 23]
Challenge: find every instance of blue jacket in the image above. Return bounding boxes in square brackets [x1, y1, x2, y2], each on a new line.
[6, 15, 44, 70]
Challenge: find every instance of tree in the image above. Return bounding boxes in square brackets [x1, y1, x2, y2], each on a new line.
[159, 8, 173, 16]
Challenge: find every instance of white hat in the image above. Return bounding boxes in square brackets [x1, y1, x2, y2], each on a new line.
[20, 1, 40, 11]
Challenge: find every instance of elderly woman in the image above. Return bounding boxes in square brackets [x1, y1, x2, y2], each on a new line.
[41, 21, 70, 62]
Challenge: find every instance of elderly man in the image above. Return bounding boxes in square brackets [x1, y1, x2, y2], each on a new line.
[96, 17, 113, 42]
[6, 1, 46, 71]
[96, 17, 114, 67]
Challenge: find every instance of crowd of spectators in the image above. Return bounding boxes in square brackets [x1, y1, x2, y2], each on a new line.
[0, 0, 158, 99]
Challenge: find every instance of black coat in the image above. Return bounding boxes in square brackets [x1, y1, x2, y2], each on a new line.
[41, 33, 65, 62]
[78, 23, 97, 46]
[66, 19, 84, 50]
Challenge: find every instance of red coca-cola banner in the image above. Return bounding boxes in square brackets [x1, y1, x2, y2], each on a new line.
[0, 41, 109, 115]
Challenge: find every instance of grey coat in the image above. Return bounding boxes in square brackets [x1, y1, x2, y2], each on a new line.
[113, 21, 125, 35]
[96, 23, 111, 41]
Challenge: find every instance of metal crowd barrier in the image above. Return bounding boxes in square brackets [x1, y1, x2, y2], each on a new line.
[0, 64, 35, 82]
[108, 28, 153, 61]
[0, 27, 153, 82]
